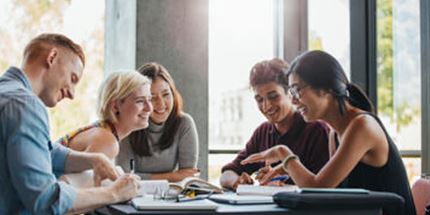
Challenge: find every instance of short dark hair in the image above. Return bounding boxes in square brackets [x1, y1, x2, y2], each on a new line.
[23, 33, 85, 66]
[249, 58, 289, 92]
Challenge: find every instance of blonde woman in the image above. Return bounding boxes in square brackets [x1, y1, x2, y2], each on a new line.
[57, 71, 153, 160]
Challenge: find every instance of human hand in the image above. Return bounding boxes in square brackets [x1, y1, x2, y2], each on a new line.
[232, 172, 254, 190]
[91, 153, 119, 186]
[240, 145, 292, 166]
[175, 168, 200, 180]
[110, 174, 140, 202]
[258, 164, 287, 185]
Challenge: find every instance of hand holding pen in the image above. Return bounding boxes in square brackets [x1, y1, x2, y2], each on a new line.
[256, 164, 289, 185]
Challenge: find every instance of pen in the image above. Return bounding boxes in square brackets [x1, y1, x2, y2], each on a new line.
[130, 158, 135, 174]
[270, 175, 289, 182]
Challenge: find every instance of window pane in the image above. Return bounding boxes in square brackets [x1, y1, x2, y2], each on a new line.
[208, 0, 276, 182]
[208, 154, 238, 185]
[0, 0, 105, 140]
[403, 157, 421, 184]
[308, 0, 350, 77]
[376, 0, 421, 151]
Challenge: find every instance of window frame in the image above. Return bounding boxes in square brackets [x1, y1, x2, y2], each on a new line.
[209, 0, 430, 175]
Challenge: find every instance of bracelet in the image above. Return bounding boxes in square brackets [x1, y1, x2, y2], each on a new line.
[282, 154, 299, 174]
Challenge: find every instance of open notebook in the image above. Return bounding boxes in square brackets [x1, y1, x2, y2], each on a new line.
[131, 195, 218, 211]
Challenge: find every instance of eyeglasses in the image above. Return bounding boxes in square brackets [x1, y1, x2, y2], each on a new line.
[288, 84, 309, 100]
[153, 186, 214, 202]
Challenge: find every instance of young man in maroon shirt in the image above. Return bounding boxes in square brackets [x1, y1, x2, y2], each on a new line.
[220, 58, 330, 190]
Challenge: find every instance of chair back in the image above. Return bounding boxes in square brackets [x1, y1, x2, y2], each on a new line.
[412, 177, 430, 215]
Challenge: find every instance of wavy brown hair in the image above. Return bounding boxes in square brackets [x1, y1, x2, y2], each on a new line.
[129, 62, 183, 156]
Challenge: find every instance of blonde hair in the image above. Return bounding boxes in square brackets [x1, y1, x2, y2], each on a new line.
[97, 71, 151, 123]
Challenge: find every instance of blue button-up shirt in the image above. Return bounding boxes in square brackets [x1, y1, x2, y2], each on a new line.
[0, 67, 76, 214]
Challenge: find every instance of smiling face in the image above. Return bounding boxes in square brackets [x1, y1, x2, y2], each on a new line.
[288, 73, 331, 121]
[150, 77, 174, 124]
[40, 49, 83, 107]
[253, 81, 293, 127]
[115, 84, 153, 131]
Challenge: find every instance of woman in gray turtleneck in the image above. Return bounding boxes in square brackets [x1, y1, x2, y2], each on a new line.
[116, 62, 199, 182]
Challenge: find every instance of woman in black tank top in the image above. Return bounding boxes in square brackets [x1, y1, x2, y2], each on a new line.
[241, 50, 415, 215]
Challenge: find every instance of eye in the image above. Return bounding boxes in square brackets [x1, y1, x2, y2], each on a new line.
[255, 97, 263, 103]
[268, 94, 279, 100]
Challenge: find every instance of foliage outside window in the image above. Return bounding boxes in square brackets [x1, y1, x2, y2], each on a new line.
[0, 0, 105, 140]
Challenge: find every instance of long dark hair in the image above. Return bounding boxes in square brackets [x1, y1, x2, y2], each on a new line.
[287, 50, 374, 115]
[128, 62, 184, 156]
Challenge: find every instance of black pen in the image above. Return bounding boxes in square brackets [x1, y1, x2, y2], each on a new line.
[130, 159, 135, 174]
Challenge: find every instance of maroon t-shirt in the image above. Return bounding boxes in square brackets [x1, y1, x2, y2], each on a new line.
[222, 112, 330, 175]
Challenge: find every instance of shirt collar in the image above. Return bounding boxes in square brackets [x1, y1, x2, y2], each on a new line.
[5, 66, 33, 91]
[269, 112, 306, 138]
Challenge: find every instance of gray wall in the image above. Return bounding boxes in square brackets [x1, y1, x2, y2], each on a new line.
[105, 0, 209, 179]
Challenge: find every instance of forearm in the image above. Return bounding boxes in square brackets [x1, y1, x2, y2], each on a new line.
[149, 167, 198, 182]
[64, 150, 101, 173]
[67, 187, 115, 214]
[220, 170, 239, 189]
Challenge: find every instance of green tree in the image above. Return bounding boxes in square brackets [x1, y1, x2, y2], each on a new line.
[377, 0, 419, 133]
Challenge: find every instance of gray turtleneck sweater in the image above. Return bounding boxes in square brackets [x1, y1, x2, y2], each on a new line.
[116, 113, 198, 179]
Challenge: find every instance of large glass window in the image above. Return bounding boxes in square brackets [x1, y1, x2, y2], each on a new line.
[0, 0, 105, 140]
[208, 0, 277, 184]
[308, 0, 350, 77]
[376, 0, 421, 179]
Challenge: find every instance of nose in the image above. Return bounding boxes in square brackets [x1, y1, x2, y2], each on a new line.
[144, 99, 153, 113]
[62, 88, 74, 100]
[261, 98, 271, 112]
[67, 87, 75, 100]
[152, 96, 164, 109]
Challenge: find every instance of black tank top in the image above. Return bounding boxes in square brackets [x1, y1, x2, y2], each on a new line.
[335, 112, 415, 215]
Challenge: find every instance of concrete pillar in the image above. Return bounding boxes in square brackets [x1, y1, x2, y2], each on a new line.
[105, 0, 209, 179]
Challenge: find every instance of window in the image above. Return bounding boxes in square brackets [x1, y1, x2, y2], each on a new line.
[376, 0, 421, 180]
[0, 0, 105, 140]
[308, 0, 350, 77]
[208, 0, 277, 183]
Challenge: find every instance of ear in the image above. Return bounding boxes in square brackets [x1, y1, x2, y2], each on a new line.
[111, 100, 121, 115]
[46, 48, 58, 68]
[316, 89, 331, 97]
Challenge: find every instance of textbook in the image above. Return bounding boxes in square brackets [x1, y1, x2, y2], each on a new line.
[138, 177, 223, 196]
[169, 177, 224, 194]
[236, 184, 299, 196]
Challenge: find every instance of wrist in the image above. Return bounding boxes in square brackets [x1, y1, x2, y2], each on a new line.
[281, 154, 299, 174]
[278, 146, 291, 160]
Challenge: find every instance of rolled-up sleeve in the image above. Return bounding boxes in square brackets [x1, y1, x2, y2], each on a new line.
[5, 97, 76, 214]
[51, 142, 71, 178]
